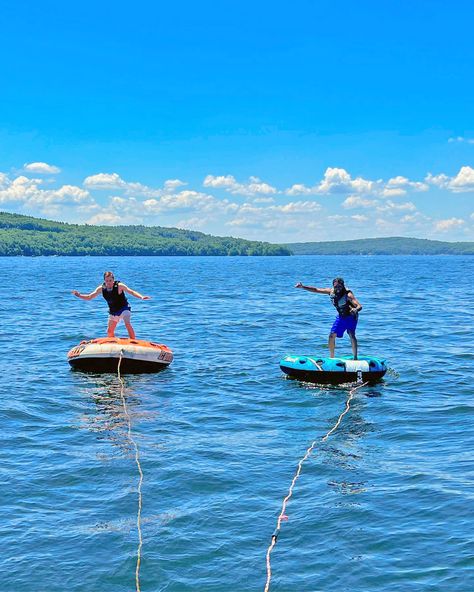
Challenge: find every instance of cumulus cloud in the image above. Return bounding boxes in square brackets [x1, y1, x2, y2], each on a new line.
[3, 162, 474, 241]
[82, 186, 239, 227]
[285, 183, 313, 196]
[87, 212, 124, 225]
[226, 200, 321, 231]
[287, 168, 433, 199]
[23, 162, 61, 174]
[0, 175, 41, 204]
[285, 167, 378, 196]
[164, 179, 187, 192]
[142, 190, 238, 215]
[203, 174, 277, 197]
[449, 166, 474, 192]
[318, 167, 376, 194]
[376, 200, 417, 213]
[385, 176, 428, 193]
[434, 217, 466, 232]
[0, 172, 94, 215]
[425, 172, 450, 188]
[203, 175, 236, 189]
[381, 187, 407, 197]
[28, 185, 92, 207]
[425, 166, 474, 193]
[83, 172, 190, 200]
[83, 172, 126, 189]
[342, 195, 377, 209]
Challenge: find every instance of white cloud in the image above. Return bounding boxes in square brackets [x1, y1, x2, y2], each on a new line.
[386, 175, 428, 192]
[425, 172, 450, 188]
[82, 187, 239, 227]
[449, 166, 474, 192]
[285, 183, 313, 196]
[83, 172, 189, 199]
[381, 187, 407, 197]
[0, 176, 41, 204]
[83, 172, 126, 189]
[3, 162, 474, 241]
[203, 174, 277, 197]
[285, 167, 379, 197]
[425, 166, 474, 193]
[318, 167, 376, 195]
[27, 185, 92, 207]
[52, 185, 90, 202]
[287, 168, 434, 200]
[434, 217, 466, 232]
[0, 173, 94, 216]
[226, 200, 321, 232]
[203, 174, 236, 189]
[164, 179, 187, 192]
[23, 162, 61, 174]
[87, 212, 124, 225]
[143, 190, 237, 214]
[376, 200, 417, 213]
[342, 195, 377, 209]
[277, 201, 321, 214]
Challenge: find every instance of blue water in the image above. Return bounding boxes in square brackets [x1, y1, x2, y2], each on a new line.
[1, 255, 473, 591]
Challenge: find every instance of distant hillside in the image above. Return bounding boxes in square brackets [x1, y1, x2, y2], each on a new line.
[286, 237, 474, 255]
[0, 212, 291, 256]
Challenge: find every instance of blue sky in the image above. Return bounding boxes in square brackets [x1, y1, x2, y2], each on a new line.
[1, 0, 473, 241]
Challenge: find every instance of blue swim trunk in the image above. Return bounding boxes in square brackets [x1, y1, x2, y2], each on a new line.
[330, 314, 358, 338]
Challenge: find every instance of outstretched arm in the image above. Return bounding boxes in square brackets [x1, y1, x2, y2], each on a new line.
[295, 282, 331, 294]
[119, 283, 151, 300]
[71, 285, 102, 300]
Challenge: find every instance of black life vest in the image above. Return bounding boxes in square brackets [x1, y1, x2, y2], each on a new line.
[102, 281, 130, 314]
[330, 288, 352, 317]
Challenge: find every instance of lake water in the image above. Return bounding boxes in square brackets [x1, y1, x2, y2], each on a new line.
[1, 255, 473, 592]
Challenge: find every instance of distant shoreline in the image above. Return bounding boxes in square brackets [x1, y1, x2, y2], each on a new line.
[0, 211, 291, 257]
[286, 237, 474, 256]
[1, 212, 473, 256]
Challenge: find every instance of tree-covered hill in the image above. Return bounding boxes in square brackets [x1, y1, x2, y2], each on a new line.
[0, 212, 291, 256]
[286, 237, 474, 255]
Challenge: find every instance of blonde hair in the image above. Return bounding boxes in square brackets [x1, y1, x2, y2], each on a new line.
[103, 271, 114, 280]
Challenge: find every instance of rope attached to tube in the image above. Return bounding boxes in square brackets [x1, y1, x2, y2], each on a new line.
[117, 351, 144, 592]
[264, 380, 368, 592]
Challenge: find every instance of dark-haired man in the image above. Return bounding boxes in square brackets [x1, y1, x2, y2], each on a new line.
[72, 271, 150, 339]
[295, 277, 362, 359]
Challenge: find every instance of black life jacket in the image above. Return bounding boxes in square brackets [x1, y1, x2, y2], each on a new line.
[330, 288, 352, 317]
[102, 281, 130, 314]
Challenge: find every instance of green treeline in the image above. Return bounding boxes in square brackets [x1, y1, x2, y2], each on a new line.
[0, 212, 291, 256]
[287, 237, 474, 255]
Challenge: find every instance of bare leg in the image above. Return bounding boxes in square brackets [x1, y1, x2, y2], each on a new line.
[348, 331, 358, 360]
[107, 318, 118, 337]
[328, 332, 336, 358]
[124, 320, 136, 340]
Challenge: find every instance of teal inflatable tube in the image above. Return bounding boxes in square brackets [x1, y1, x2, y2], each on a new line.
[280, 355, 387, 385]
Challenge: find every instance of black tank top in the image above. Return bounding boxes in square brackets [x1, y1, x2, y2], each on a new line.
[102, 281, 130, 314]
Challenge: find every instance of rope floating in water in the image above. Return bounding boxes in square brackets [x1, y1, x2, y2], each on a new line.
[264, 380, 368, 592]
[117, 351, 144, 592]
